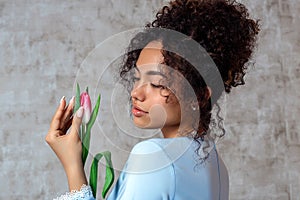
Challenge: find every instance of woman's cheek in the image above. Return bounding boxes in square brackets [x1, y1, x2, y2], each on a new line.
[148, 104, 167, 128]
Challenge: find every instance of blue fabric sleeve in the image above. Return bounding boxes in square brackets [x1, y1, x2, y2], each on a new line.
[53, 184, 95, 200]
[107, 140, 175, 200]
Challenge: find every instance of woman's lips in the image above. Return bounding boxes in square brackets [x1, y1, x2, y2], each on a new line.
[132, 106, 148, 117]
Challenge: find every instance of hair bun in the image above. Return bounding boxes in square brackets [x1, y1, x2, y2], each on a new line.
[149, 0, 260, 93]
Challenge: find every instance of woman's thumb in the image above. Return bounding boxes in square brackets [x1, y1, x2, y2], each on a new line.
[71, 107, 84, 136]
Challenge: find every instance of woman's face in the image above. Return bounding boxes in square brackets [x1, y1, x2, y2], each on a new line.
[130, 41, 182, 138]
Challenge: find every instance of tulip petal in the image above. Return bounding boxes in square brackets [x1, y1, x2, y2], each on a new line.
[80, 92, 92, 125]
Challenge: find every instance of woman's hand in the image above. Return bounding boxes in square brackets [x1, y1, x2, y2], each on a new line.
[45, 96, 88, 190]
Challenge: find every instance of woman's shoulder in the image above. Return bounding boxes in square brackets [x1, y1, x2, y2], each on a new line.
[130, 137, 193, 158]
[127, 137, 195, 173]
[130, 138, 165, 154]
[133, 136, 192, 149]
[126, 138, 174, 174]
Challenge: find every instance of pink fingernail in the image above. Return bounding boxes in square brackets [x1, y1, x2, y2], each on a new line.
[69, 96, 75, 104]
[76, 107, 83, 118]
[60, 96, 65, 104]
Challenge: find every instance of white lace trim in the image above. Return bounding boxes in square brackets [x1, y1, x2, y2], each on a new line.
[54, 184, 94, 200]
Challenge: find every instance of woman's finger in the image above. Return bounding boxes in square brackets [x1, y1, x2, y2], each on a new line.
[70, 107, 83, 137]
[49, 96, 66, 132]
[60, 96, 75, 131]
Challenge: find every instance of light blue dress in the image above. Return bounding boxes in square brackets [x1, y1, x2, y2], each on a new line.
[55, 137, 229, 200]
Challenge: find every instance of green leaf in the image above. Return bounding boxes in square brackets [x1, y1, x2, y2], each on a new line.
[90, 153, 104, 198]
[75, 83, 85, 164]
[102, 151, 114, 199]
[82, 94, 101, 166]
[74, 83, 81, 113]
[89, 151, 115, 199]
[86, 86, 89, 94]
[87, 94, 101, 128]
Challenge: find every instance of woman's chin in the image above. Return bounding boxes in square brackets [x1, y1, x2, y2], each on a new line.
[133, 118, 164, 129]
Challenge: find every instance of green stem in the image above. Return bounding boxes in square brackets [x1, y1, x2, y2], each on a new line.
[82, 125, 88, 166]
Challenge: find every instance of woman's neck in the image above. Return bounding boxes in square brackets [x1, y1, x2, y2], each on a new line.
[161, 125, 195, 138]
[161, 125, 179, 138]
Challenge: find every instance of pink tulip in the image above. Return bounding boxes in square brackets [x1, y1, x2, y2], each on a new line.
[80, 92, 92, 125]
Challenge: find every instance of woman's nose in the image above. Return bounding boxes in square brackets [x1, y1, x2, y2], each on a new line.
[131, 83, 146, 102]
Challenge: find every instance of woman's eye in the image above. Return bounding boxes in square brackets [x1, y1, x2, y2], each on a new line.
[150, 83, 166, 89]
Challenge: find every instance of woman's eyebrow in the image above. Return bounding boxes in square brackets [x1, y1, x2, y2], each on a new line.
[145, 70, 167, 78]
[134, 65, 166, 77]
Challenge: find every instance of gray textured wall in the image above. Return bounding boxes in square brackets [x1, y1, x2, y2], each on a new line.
[0, 0, 299, 199]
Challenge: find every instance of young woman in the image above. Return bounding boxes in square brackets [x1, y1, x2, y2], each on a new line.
[46, 0, 259, 199]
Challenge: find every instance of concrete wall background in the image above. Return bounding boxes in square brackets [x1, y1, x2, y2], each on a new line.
[0, 0, 299, 199]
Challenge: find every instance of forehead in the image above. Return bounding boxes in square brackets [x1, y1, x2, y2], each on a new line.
[136, 41, 164, 71]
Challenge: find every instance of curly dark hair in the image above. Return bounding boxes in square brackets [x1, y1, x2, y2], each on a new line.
[119, 0, 260, 148]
